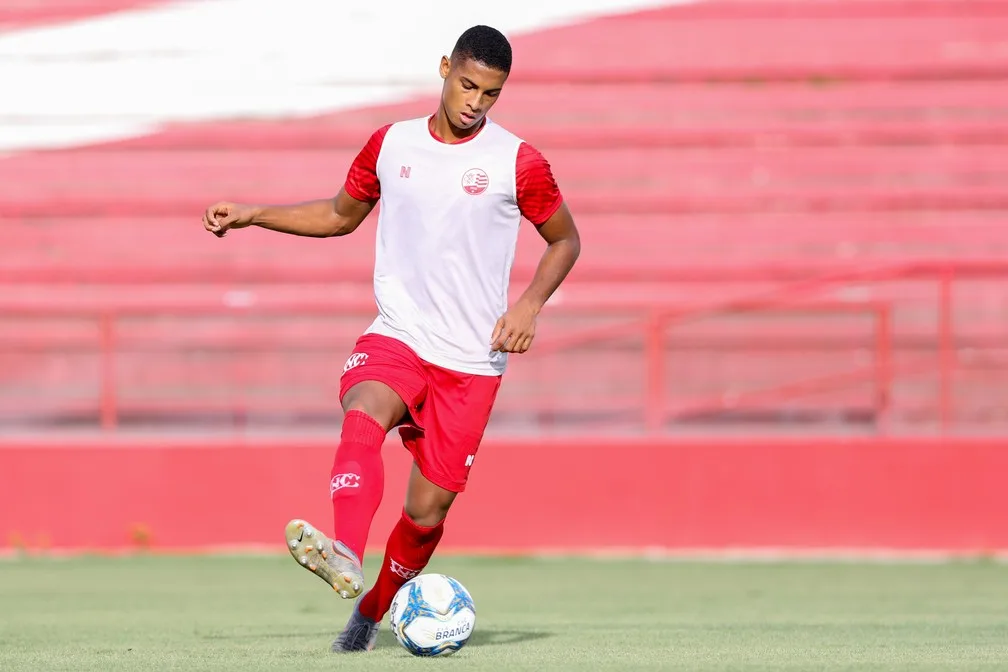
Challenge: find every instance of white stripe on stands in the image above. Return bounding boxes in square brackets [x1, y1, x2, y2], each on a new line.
[0, 0, 685, 153]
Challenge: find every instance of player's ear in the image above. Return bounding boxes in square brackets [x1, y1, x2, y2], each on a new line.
[439, 55, 451, 80]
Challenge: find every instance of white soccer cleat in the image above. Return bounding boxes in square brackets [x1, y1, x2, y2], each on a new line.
[284, 518, 365, 599]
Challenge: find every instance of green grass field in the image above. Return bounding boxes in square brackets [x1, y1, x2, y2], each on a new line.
[1, 554, 1006, 671]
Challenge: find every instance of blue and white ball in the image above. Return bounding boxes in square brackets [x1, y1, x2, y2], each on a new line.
[389, 573, 476, 657]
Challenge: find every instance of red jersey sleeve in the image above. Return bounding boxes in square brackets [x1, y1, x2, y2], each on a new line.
[516, 142, 564, 225]
[344, 124, 391, 203]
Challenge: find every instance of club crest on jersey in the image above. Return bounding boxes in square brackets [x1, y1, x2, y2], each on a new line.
[461, 168, 490, 195]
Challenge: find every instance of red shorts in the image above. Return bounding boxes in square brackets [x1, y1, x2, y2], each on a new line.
[338, 334, 502, 493]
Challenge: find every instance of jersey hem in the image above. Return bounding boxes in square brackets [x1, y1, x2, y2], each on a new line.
[364, 324, 506, 377]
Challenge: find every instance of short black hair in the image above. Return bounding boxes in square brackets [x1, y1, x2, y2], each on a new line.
[451, 25, 512, 74]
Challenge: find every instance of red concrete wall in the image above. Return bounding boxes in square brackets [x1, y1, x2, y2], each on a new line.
[1, 437, 1005, 554]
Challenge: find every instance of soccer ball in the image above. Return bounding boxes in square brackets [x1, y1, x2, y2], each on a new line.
[389, 573, 476, 656]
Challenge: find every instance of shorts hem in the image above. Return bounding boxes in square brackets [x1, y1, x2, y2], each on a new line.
[339, 370, 424, 431]
[365, 328, 506, 377]
[400, 437, 468, 494]
[416, 464, 467, 494]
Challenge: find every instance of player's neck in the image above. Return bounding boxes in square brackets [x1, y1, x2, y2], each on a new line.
[429, 108, 485, 144]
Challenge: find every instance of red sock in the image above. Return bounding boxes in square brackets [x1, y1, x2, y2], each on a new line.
[330, 410, 387, 562]
[358, 510, 444, 621]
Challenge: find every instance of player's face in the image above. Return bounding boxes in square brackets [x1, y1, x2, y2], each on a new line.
[439, 56, 507, 131]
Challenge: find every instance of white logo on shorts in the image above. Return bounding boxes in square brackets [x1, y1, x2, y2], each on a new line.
[465, 455, 475, 467]
[330, 473, 361, 496]
[389, 558, 420, 580]
[343, 352, 369, 373]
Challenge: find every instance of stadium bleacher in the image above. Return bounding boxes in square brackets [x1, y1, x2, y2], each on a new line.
[0, 0, 158, 29]
[2, 0, 1007, 434]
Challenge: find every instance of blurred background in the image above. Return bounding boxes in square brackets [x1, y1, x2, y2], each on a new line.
[1, 0, 1007, 555]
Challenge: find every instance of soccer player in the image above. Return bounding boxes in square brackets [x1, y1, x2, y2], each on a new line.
[202, 25, 580, 652]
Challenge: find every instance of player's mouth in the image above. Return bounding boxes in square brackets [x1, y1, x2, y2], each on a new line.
[459, 111, 479, 126]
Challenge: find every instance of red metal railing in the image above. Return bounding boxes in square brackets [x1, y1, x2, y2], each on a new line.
[1, 260, 1005, 434]
[525, 260, 1008, 434]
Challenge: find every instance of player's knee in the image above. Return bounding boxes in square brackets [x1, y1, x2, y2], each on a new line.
[404, 494, 454, 528]
[404, 504, 450, 528]
[342, 381, 407, 430]
[343, 399, 393, 429]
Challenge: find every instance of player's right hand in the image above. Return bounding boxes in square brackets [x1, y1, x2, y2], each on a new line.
[203, 201, 257, 238]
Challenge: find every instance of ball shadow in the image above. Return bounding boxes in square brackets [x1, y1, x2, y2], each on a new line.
[376, 627, 553, 650]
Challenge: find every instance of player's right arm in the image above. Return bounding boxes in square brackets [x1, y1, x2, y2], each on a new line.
[203, 189, 373, 238]
[202, 125, 390, 239]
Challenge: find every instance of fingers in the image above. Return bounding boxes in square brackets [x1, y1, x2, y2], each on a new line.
[490, 322, 535, 353]
[506, 330, 534, 354]
[491, 311, 537, 353]
[489, 317, 507, 351]
[492, 330, 515, 352]
[202, 208, 216, 232]
[203, 203, 230, 237]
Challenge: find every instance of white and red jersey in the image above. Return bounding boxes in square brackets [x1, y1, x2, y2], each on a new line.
[343, 115, 564, 376]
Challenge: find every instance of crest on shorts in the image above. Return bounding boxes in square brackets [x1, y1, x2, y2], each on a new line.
[461, 168, 489, 195]
[343, 352, 369, 373]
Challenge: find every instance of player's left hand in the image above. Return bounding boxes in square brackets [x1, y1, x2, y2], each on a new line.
[490, 299, 539, 354]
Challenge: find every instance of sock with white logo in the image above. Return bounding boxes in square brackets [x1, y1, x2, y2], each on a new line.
[358, 509, 444, 622]
[330, 410, 387, 561]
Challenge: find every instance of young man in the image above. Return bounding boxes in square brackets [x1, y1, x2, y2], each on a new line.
[202, 25, 580, 652]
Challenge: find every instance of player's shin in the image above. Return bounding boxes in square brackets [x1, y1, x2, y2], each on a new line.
[358, 509, 444, 622]
[330, 410, 388, 561]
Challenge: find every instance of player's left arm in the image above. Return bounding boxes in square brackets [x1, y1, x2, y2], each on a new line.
[491, 145, 581, 354]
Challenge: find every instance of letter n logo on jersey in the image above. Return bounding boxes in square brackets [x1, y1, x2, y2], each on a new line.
[461, 168, 489, 195]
